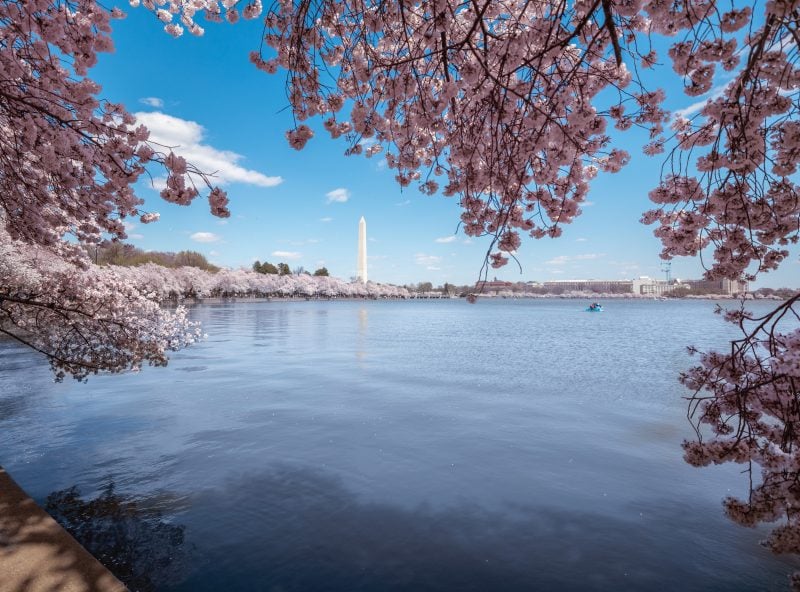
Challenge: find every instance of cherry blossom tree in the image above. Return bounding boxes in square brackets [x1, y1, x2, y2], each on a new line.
[0, 232, 202, 381]
[0, 0, 230, 379]
[107, 263, 409, 300]
[681, 297, 800, 563]
[142, 0, 798, 283]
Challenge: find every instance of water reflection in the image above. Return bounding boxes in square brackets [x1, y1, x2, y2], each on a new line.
[45, 484, 191, 592]
[722, 469, 800, 576]
[171, 465, 795, 592]
[358, 307, 368, 334]
[357, 307, 368, 362]
[0, 395, 32, 422]
[3, 300, 799, 591]
[0, 341, 51, 421]
[247, 306, 288, 344]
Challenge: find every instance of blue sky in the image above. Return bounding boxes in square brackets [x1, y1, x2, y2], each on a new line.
[91, 8, 799, 288]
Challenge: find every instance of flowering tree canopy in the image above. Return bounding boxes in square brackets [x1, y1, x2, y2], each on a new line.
[0, 0, 229, 378]
[148, 0, 797, 276]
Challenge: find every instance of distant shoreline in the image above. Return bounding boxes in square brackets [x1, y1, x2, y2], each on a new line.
[167, 293, 781, 305]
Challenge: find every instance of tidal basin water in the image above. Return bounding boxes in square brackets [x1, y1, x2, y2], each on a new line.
[1, 298, 798, 591]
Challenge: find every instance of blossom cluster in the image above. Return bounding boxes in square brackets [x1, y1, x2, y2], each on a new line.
[682, 297, 800, 588]
[0, 232, 202, 381]
[0, 0, 228, 261]
[642, 2, 800, 282]
[110, 263, 410, 300]
[147, 0, 681, 265]
[0, 0, 230, 379]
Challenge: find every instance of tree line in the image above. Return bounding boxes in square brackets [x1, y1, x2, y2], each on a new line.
[87, 241, 219, 272]
[252, 261, 329, 277]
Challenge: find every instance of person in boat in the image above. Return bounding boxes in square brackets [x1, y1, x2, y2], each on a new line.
[589, 302, 602, 311]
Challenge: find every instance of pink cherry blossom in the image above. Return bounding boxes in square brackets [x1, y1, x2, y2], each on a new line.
[0, 0, 233, 380]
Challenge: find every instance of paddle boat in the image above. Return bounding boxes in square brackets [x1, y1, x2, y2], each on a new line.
[586, 302, 603, 312]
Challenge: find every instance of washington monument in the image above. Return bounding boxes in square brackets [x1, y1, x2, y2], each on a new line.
[357, 216, 368, 283]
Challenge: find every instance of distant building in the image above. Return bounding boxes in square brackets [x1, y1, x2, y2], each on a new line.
[475, 279, 514, 293]
[682, 278, 749, 296]
[527, 275, 749, 296]
[631, 276, 676, 296]
[633, 276, 748, 296]
[542, 279, 634, 294]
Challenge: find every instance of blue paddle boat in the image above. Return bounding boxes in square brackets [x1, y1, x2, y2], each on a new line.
[586, 302, 603, 312]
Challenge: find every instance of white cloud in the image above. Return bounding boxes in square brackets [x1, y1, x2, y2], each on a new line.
[135, 111, 283, 188]
[427, 266, 441, 271]
[435, 236, 457, 244]
[674, 84, 729, 120]
[150, 176, 168, 192]
[545, 253, 604, 265]
[140, 97, 164, 108]
[576, 238, 588, 242]
[415, 253, 442, 266]
[190, 231, 221, 243]
[462, 239, 473, 245]
[396, 200, 411, 207]
[272, 250, 302, 260]
[326, 188, 350, 203]
[320, 217, 333, 223]
[122, 220, 144, 240]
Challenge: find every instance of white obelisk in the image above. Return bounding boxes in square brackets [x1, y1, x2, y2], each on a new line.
[357, 216, 368, 283]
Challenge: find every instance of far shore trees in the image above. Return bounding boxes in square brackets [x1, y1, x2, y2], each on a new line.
[2, 0, 800, 581]
[92, 242, 219, 272]
[110, 264, 409, 300]
[253, 261, 280, 275]
[251, 261, 294, 275]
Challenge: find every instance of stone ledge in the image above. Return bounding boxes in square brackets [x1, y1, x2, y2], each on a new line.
[0, 467, 127, 592]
